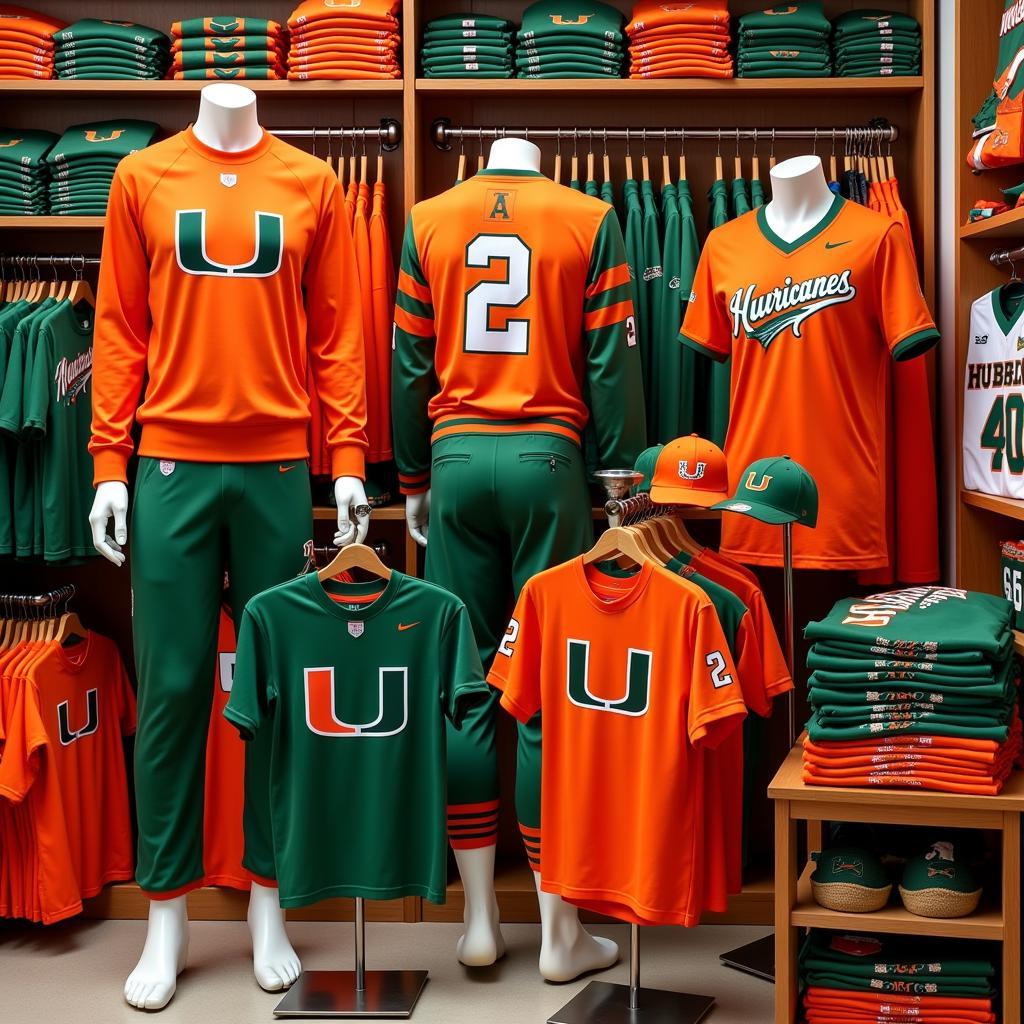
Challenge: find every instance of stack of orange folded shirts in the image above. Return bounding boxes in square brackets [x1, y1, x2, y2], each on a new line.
[625, 0, 732, 79]
[287, 0, 401, 80]
[0, 5, 65, 79]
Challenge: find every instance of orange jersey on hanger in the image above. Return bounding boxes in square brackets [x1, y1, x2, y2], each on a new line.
[682, 197, 939, 570]
[368, 180, 395, 462]
[488, 558, 746, 927]
[90, 127, 368, 484]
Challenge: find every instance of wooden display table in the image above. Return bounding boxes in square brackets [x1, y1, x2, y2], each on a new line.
[769, 743, 1024, 1024]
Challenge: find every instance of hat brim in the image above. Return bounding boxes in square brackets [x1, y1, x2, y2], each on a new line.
[649, 484, 728, 508]
[710, 499, 797, 524]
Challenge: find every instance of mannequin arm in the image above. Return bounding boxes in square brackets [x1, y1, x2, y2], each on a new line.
[405, 490, 429, 548]
[89, 481, 129, 567]
[334, 476, 370, 546]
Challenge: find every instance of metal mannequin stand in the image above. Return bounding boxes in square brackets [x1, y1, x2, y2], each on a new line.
[274, 899, 428, 1018]
[548, 925, 715, 1024]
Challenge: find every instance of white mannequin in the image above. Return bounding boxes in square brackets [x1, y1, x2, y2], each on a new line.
[91, 83, 366, 1012]
[763, 154, 836, 244]
[412, 136, 617, 983]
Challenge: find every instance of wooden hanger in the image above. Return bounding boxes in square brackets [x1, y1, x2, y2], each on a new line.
[553, 149, 562, 185]
[752, 152, 761, 184]
[570, 150, 579, 183]
[456, 151, 466, 184]
[349, 151, 357, 188]
[54, 606, 87, 646]
[678, 150, 687, 182]
[581, 525, 652, 568]
[67, 257, 95, 309]
[587, 146, 595, 183]
[359, 151, 368, 185]
[662, 151, 671, 189]
[603, 151, 611, 184]
[317, 541, 392, 583]
[376, 150, 384, 184]
[631, 519, 675, 563]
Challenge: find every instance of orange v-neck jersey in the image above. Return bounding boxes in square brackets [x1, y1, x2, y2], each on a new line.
[90, 127, 368, 484]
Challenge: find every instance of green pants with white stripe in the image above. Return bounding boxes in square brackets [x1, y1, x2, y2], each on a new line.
[130, 458, 313, 894]
[426, 432, 593, 855]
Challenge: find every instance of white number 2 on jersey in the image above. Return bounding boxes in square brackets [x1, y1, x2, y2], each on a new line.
[464, 234, 532, 354]
[705, 650, 733, 689]
[498, 618, 520, 657]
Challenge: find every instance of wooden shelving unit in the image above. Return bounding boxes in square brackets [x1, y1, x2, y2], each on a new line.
[959, 204, 1024, 240]
[2, 0, 936, 938]
[771, 744, 1023, 1024]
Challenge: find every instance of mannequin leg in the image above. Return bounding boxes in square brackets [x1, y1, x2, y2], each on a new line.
[453, 846, 505, 966]
[248, 882, 302, 991]
[227, 461, 315, 988]
[124, 896, 189, 1010]
[533, 873, 619, 983]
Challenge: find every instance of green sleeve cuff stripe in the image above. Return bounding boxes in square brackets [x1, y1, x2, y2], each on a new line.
[222, 705, 257, 740]
[892, 327, 939, 361]
[396, 291, 434, 319]
[584, 281, 634, 310]
[586, 322, 631, 345]
[679, 332, 728, 363]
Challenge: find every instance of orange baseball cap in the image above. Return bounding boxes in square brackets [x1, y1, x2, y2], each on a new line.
[649, 434, 730, 507]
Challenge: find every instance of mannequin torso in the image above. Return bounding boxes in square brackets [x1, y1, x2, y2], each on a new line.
[763, 154, 835, 243]
[192, 83, 264, 152]
[485, 137, 542, 172]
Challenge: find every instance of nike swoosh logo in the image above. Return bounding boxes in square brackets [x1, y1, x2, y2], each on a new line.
[398, 622, 420, 631]
[279, 464, 296, 473]
[825, 240, 851, 249]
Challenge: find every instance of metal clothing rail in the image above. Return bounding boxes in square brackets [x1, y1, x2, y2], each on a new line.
[1, 255, 99, 268]
[432, 118, 896, 150]
[269, 118, 402, 151]
[991, 245, 1024, 269]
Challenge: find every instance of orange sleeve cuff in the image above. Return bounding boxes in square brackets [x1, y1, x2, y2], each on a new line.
[92, 450, 130, 486]
[331, 444, 366, 481]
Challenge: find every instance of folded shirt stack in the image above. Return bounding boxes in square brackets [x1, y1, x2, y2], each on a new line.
[737, 1, 831, 79]
[422, 13, 513, 79]
[801, 587, 1022, 796]
[0, 5, 65, 79]
[516, 0, 625, 80]
[46, 119, 159, 216]
[832, 8, 921, 78]
[170, 16, 286, 81]
[0, 128, 55, 214]
[800, 931, 999, 1024]
[625, 0, 732, 80]
[52, 18, 170, 79]
[287, 0, 401, 80]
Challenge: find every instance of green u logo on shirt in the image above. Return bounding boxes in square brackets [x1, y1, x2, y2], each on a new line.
[175, 209, 284, 278]
[304, 667, 409, 737]
[566, 639, 651, 716]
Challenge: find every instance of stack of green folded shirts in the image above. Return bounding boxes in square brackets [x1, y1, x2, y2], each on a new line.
[52, 18, 171, 80]
[832, 9, 921, 78]
[46, 120, 159, 216]
[516, 0, 625, 79]
[737, 1, 832, 79]
[0, 129, 56, 215]
[422, 13, 514, 79]
[170, 16, 286, 80]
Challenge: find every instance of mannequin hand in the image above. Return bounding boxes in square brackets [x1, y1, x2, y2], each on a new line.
[89, 481, 129, 567]
[334, 476, 370, 547]
[405, 490, 429, 548]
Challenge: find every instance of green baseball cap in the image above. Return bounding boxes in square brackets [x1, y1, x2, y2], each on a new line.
[632, 444, 664, 495]
[712, 455, 819, 527]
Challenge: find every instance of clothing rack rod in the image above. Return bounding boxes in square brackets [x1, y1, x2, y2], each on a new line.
[1, 255, 99, 267]
[991, 246, 1024, 267]
[431, 120, 896, 150]
[268, 118, 401, 151]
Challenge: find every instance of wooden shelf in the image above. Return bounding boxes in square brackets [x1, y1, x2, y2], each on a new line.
[0, 216, 103, 229]
[0, 80, 403, 96]
[416, 76, 924, 96]
[792, 863, 1003, 940]
[960, 205, 1024, 240]
[960, 488, 1024, 521]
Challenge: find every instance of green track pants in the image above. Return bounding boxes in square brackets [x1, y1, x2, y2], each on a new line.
[130, 458, 313, 894]
[425, 433, 592, 855]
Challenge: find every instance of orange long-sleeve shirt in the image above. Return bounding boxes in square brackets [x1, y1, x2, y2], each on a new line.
[90, 127, 367, 484]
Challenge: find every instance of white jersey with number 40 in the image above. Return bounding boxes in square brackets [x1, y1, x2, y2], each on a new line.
[963, 287, 1024, 498]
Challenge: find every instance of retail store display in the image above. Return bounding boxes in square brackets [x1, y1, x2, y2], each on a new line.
[0, 129, 55, 214]
[803, 587, 1022, 794]
[421, 13, 513, 79]
[799, 931, 999, 1023]
[0, 260, 95, 562]
[516, 0, 625, 79]
[1000, 540, 1024, 629]
[832, 9, 921, 78]
[968, 0, 1024, 169]
[625, 0, 731, 80]
[737, 2, 831, 79]
[809, 846, 892, 912]
[287, 0, 401, 81]
[52, 19, 170, 80]
[0, 590, 135, 923]
[0, 4, 63, 79]
[170, 16, 285, 81]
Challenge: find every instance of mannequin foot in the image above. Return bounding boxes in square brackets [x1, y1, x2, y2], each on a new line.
[124, 896, 189, 1010]
[248, 882, 301, 992]
[538, 928, 619, 984]
[456, 893, 506, 967]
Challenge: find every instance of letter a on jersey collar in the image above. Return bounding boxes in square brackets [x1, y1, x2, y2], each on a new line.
[566, 639, 651, 716]
[305, 666, 409, 737]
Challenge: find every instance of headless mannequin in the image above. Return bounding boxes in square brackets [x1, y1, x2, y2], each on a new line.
[89, 84, 367, 1011]
[763, 154, 835, 244]
[406, 135, 618, 983]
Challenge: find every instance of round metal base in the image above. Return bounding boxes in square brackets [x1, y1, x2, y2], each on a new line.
[547, 980, 715, 1024]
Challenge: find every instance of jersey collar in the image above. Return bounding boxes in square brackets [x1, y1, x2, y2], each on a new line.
[755, 193, 845, 255]
[991, 286, 1024, 337]
[574, 557, 654, 614]
[306, 571, 401, 622]
[474, 169, 544, 178]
